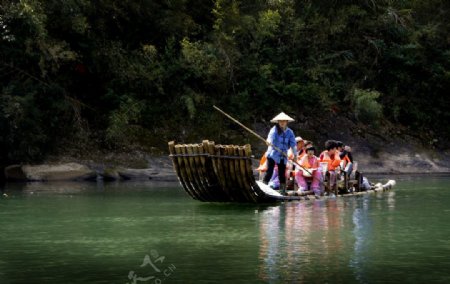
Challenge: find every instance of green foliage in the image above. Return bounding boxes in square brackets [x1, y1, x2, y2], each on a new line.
[0, 0, 450, 163]
[180, 38, 225, 79]
[106, 96, 144, 147]
[352, 89, 383, 126]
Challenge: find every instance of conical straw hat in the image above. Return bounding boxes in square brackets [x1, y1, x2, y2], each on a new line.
[270, 112, 295, 123]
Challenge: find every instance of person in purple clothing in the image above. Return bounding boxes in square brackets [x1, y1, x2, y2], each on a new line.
[263, 112, 297, 195]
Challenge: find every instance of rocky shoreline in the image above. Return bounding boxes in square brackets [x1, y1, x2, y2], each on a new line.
[3, 149, 450, 183]
[3, 157, 178, 183]
[4, 111, 449, 183]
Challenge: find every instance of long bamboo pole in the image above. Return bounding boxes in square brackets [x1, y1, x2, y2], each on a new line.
[213, 105, 312, 175]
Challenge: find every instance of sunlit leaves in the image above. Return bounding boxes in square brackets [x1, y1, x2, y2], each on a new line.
[352, 89, 383, 126]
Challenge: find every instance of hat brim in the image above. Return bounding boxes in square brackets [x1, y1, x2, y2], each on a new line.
[270, 112, 295, 123]
[270, 119, 294, 123]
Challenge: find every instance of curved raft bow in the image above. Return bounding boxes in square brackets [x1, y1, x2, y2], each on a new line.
[168, 140, 296, 202]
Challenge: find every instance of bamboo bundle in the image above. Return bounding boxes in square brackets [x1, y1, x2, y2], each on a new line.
[169, 140, 274, 202]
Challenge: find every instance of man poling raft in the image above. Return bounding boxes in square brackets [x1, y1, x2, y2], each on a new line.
[262, 112, 297, 195]
[213, 106, 313, 196]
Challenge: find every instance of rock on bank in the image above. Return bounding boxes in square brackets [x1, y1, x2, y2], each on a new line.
[4, 163, 97, 182]
[3, 158, 178, 182]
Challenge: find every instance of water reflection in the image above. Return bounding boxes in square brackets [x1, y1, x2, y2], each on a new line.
[1, 181, 103, 195]
[0, 181, 180, 196]
[350, 197, 371, 283]
[258, 194, 396, 283]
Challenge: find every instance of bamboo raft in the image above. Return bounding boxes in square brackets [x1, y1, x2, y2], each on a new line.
[168, 140, 395, 203]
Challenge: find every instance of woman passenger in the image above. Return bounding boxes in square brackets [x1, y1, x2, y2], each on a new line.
[295, 145, 322, 196]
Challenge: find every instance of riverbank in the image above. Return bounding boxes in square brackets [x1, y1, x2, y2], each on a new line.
[2, 155, 178, 183]
[3, 149, 450, 183]
[3, 113, 450, 183]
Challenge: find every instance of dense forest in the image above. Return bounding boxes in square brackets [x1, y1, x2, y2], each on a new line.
[1, 0, 449, 163]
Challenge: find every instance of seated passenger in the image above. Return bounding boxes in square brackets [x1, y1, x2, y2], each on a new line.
[286, 136, 305, 190]
[268, 164, 280, 189]
[256, 154, 268, 181]
[295, 145, 322, 196]
[319, 140, 341, 192]
[288, 136, 304, 160]
[339, 145, 354, 176]
[290, 139, 312, 172]
[303, 140, 313, 149]
[336, 141, 344, 153]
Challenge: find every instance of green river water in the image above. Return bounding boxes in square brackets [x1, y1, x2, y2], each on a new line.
[1, 175, 450, 283]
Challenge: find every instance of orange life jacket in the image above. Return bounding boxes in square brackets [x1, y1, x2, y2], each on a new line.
[300, 155, 318, 169]
[256, 155, 268, 172]
[298, 149, 306, 160]
[320, 151, 341, 171]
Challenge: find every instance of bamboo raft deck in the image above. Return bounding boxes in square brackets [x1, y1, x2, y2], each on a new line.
[168, 141, 395, 203]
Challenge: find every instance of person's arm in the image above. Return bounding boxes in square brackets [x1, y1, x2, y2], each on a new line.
[266, 127, 275, 155]
[348, 152, 354, 163]
[288, 148, 294, 160]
